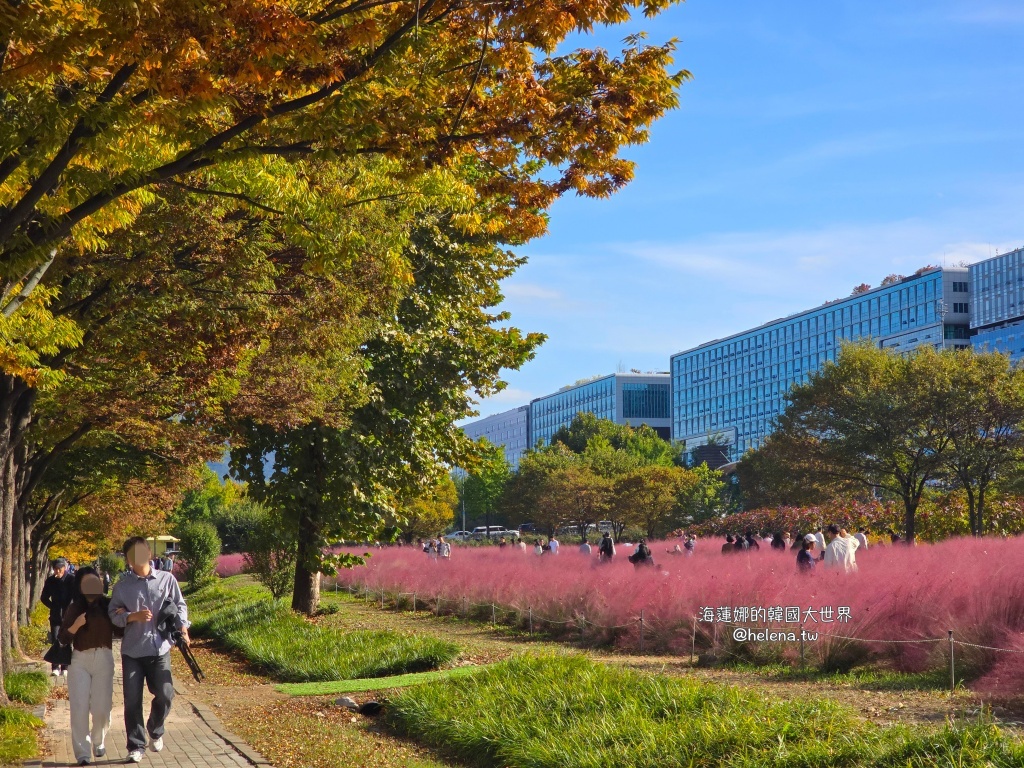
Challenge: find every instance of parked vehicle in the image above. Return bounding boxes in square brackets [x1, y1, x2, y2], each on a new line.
[447, 531, 472, 542]
[471, 525, 505, 540]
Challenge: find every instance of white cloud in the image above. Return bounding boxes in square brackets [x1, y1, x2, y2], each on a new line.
[502, 282, 563, 302]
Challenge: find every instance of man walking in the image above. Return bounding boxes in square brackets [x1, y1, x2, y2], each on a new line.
[41, 558, 74, 676]
[109, 537, 190, 763]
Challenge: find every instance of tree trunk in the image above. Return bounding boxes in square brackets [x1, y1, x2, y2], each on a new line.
[291, 507, 321, 615]
[903, 497, 917, 545]
[965, 485, 978, 537]
[977, 484, 987, 537]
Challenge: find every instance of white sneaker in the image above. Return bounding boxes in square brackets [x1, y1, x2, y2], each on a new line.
[149, 736, 163, 753]
[61, 668, 68, 677]
[50, 668, 60, 677]
[94, 745, 105, 757]
[126, 749, 144, 763]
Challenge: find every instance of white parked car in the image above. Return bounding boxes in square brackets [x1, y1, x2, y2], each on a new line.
[447, 531, 472, 542]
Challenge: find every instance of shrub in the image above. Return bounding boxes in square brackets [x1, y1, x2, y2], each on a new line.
[188, 580, 459, 682]
[96, 550, 124, 584]
[242, 507, 297, 600]
[18, 602, 50, 658]
[0, 707, 44, 765]
[2, 671, 50, 705]
[177, 521, 221, 592]
[387, 654, 1024, 768]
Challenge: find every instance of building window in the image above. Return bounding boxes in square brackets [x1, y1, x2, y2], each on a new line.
[952, 281, 968, 293]
[952, 303, 969, 314]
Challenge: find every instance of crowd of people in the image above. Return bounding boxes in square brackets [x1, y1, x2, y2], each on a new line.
[719, 524, 868, 574]
[405, 522, 884, 578]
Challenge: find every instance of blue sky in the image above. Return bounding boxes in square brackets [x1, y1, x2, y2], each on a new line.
[471, 0, 1024, 419]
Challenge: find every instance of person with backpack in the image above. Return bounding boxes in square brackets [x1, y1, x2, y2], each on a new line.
[629, 538, 654, 569]
[41, 558, 75, 677]
[598, 532, 615, 562]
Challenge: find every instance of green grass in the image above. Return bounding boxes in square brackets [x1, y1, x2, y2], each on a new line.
[2, 671, 50, 706]
[387, 654, 1024, 768]
[729, 661, 951, 691]
[276, 664, 488, 696]
[189, 579, 460, 683]
[0, 707, 44, 765]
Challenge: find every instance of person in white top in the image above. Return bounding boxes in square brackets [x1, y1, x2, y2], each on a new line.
[814, 529, 826, 554]
[548, 536, 559, 555]
[853, 529, 869, 550]
[579, 541, 592, 555]
[822, 524, 859, 573]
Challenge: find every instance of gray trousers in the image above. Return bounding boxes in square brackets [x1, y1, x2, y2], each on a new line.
[122, 653, 175, 751]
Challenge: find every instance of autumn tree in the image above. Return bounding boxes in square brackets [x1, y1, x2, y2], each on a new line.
[612, 464, 688, 539]
[231, 211, 543, 613]
[398, 475, 458, 543]
[462, 441, 513, 537]
[939, 351, 1024, 536]
[773, 343, 955, 544]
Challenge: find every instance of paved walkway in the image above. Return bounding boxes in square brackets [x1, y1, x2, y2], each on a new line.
[28, 655, 270, 768]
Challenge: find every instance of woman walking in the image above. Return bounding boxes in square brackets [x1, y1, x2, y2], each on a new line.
[59, 567, 116, 766]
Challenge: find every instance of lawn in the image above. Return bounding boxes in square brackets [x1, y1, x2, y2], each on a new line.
[387, 654, 1024, 768]
[188, 578, 460, 682]
[275, 664, 487, 696]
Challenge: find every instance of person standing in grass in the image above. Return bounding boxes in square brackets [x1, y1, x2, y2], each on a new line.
[109, 537, 190, 764]
[797, 535, 817, 573]
[437, 536, 451, 561]
[548, 535, 560, 555]
[683, 534, 695, 556]
[579, 539, 592, 555]
[534, 539, 544, 555]
[41, 557, 75, 677]
[59, 568, 116, 766]
[822, 524, 859, 573]
[598, 532, 616, 562]
[854, 528, 869, 551]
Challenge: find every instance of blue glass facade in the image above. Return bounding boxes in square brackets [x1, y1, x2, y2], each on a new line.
[461, 405, 531, 469]
[461, 374, 671, 463]
[969, 247, 1024, 363]
[671, 268, 969, 460]
[530, 376, 617, 447]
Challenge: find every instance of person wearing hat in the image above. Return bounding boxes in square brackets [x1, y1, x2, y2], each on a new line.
[59, 568, 116, 765]
[41, 557, 75, 676]
[796, 534, 817, 573]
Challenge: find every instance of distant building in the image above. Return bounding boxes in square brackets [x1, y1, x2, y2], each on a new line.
[529, 373, 671, 447]
[460, 372, 671, 467]
[670, 267, 970, 461]
[461, 405, 530, 469]
[969, 246, 1024, 362]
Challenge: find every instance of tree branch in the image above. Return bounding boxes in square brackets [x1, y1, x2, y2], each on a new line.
[0, 62, 140, 244]
[1, 248, 55, 316]
[164, 181, 289, 217]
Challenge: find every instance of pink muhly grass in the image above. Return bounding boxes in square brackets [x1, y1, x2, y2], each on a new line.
[333, 536, 1024, 690]
[216, 553, 246, 577]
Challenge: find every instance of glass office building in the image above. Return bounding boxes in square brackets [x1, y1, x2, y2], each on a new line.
[528, 373, 671, 447]
[670, 267, 970, 461]
[460, 373, 671, 464]
[461, 405, 531, 469]
[970, 247, 1024, 362]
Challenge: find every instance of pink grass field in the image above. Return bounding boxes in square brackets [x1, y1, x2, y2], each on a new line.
[331, 536, 1024, 696]
[216, 553, 246, 577]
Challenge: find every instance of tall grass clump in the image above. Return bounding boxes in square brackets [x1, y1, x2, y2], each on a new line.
[334, 536, 1024, 691]
[388, 654, 1024, 768]
[0, 707, 44, 765]
[189, 579, 458, 682]
[2, 671, 50, 705]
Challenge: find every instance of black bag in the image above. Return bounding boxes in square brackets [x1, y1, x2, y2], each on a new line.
[43, 640, 72, 667]
[628, 551, 640, 564]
